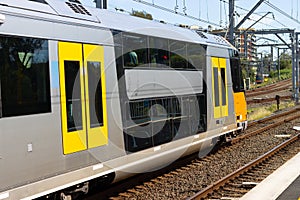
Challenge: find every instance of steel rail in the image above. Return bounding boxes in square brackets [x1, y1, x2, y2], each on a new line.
[246, 79, 291, 93]
[234, 108, 300, 144]
[247, 107, 300, 128]
[247, 95, 291, 104]
[246, 85, 292, 97]
[187, 133, 300, 200]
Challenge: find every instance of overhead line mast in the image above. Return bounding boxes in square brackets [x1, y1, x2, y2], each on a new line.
[228, 0, 235, 45]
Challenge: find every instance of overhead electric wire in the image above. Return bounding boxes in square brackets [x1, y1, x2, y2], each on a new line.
[297, 0, 299, 20]
[220, 0, 287, 28]
[233, 3, 287, 28]
[264, 1, 300, 25]
[175, 0, 178, 13]
[224, 0, 228, 25]
[291, 0, 294, 18]
[198, 0, 201, 19]
[183, 0, 187, 14]
[133, 0, 224, 28]
[219, 0, 222, 26]
[132, 0, 288, 30]
[206, 0, 209, 22]
[246, 17, 278, 29]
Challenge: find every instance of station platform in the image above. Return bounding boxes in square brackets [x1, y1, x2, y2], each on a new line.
[240, 152, 300, 200]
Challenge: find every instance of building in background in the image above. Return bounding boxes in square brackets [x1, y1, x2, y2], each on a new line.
[235, 29, 257, 63]
[211, 28, 257, 63]
[212, 28, 258, 87]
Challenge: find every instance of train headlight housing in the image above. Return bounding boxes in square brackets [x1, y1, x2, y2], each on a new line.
[0, 14, 5, 24]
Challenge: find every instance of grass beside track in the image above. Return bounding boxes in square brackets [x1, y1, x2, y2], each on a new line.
[248, 101, 295, 121]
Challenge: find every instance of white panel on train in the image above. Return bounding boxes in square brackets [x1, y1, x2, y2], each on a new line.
[125, 69, 203, 100]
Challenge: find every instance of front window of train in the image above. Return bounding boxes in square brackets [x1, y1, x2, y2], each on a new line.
[229, 49, 245, 92]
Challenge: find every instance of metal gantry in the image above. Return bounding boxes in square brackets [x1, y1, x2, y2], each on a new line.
[244, 29, 298, 103]
[227, 0, 299, 103]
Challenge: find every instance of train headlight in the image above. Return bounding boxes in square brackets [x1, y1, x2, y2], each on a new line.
[0, 14, 5, 24]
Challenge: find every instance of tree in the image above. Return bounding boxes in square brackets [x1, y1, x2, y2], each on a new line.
[278, 53, 292, 70]
[131, 10, 153, 20]
[241, 57, 256, 82]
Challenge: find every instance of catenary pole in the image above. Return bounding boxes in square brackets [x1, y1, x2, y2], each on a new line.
[228, 0, 235, 45]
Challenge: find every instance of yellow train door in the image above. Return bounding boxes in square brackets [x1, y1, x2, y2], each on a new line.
[58, 42, 108, 154]
[212, 57, 228, 119]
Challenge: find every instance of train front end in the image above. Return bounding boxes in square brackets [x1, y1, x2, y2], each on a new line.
[230, 49, 248, 130]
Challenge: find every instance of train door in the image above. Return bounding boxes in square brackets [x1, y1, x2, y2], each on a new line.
[58, 42, 108, 154]
[211, 57, 228, 119]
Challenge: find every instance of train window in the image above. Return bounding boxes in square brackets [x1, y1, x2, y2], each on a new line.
[124, 126, 153, 152]
[114, 31, 208, 71]
[150, 98, 169, 119]
[197, 95, 207, 132]
[87, 61, 103, 128]
[171, 98, 181, 117]
[112, 31, 123, 48]
[149, 37, 170, 68]
[112, 32, 125, 83]
[170, 40, 187, 69]
[189, 97, 199, 134]
[221, 68, 227, 106]
[123, 33, 148, 68]
[213, 67, 220, 107]
[151, 98, 173, 146]
[125, 99, 152, 152]
[124, 94, 207, 153]
[64, 61, 83, 132]
[172, 97, 190, 139]
[0, 36, 51, 117]
[129, 100, 151, 124]
[187, 44, 206, 70]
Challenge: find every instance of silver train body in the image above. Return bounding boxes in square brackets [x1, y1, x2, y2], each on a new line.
[0, 0, 246, 199]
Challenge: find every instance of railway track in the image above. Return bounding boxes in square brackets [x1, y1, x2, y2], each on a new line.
[246, 84, 291, 98]
[233, 107, 300, 144]
[82, 107, 300, 200]
[246, 79, 292, 106]
[188, 133, 300, 200]
[247, 95, 291, 104]
[246, 79, 291, 96]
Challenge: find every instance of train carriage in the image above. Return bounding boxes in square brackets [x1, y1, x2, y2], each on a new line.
[0, 0, 247, 199]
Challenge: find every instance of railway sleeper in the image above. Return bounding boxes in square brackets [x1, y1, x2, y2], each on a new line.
[221, 186, 249, 194]
[220, 193, 245, 199]
[227, 182, 243, 187]
[118, 192, 132, 198]
[245, 171, 272, 177]
[127, 189, 141, 195]
[241, 181, 259, 188]
[219, 196, 242, 200]
[135, 185, 148, 190]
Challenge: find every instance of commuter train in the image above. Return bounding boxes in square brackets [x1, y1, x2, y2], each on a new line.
[0, 0, 247, 199]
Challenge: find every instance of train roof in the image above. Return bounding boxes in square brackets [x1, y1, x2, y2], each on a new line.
[0, 0, 233, 48]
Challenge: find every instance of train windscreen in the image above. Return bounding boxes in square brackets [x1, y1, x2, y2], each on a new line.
[229, 50, 244, 92]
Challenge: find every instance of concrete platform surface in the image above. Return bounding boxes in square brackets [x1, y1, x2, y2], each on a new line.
[240, 152, 300, 200]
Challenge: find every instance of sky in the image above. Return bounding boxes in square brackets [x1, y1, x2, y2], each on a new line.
[78, 0, 300, 53]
